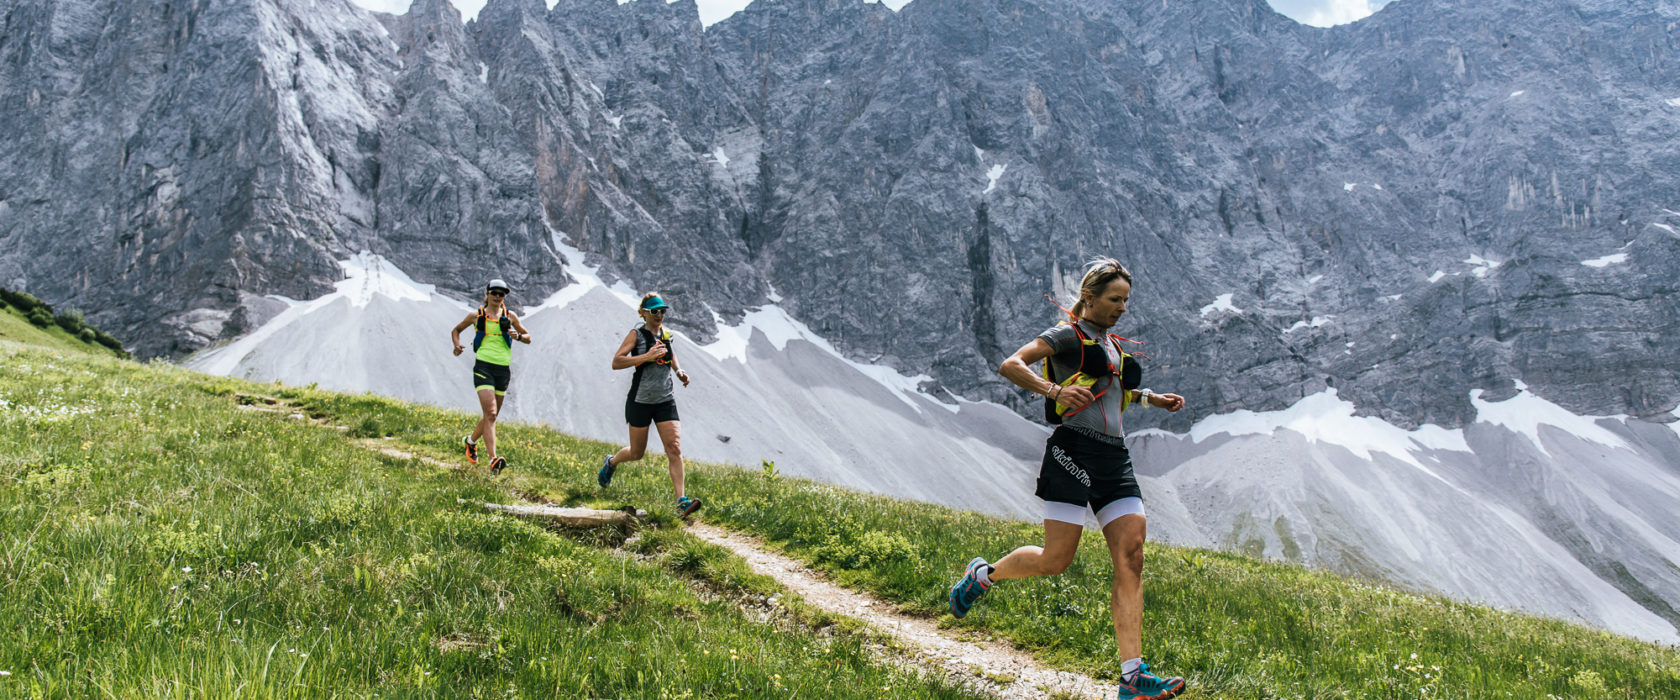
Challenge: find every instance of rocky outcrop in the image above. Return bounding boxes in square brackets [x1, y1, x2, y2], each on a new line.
[2, 0, 1676, 429]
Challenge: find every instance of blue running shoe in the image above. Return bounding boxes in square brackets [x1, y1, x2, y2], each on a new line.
[676, 495, 702, 518]
[1115, 661, 1184, 700]
[948, 556, 991, 618]
[597, 455, 616, 488]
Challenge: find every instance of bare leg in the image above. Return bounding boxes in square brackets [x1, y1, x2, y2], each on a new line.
[654, 420, 684, 499]
[471, 388, 498, 460]
[1102, 514, 1147, 660]
[989, 520, 1084, 581]
[610, 425, 651, 467]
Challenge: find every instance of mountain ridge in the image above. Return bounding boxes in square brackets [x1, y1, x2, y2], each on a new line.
[1, 0, 1676, 431]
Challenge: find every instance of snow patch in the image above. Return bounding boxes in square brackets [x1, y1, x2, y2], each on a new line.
[607, 114, 623, 129]
[1306, 274, 1324, 285]
[712, 147, 731, 167]
[1184, 389, 1469, 476]
[1284, 316, 1333, 334]
[1428, 270, 1447, 283]
[192, 253, 458, 376]
[983, 164, 1006, 195]
[1343, 182, 1357, 192]
[1383, 294, 1403, 302]
[1651, 222, 1677, 235]
[1581, 253, 1628, 268]
[1199, 293, 1241, 317]
[1667, 97, 1680, 108]
[1510, 90, 1525, 97]
[1372, 184, 1383, 190]
[1464, 254, 1500, 278]
[701, 304, 950, 413]
[336, 251, 435, 306]
[973, 146, 984, 162]
[478, 62, 488, 84]
[529, 226, 640, 312]
[1471, 386, 1630, 456]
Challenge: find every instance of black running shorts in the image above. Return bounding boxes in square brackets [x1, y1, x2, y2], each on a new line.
[1035, 426, 1142, 512]
[625, 399, 679, 428]
[472, 360, 511, 395]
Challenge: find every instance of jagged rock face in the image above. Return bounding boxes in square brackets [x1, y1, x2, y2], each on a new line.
[1, 0, 1676, 428]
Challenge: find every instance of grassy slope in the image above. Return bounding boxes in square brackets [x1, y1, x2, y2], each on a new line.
[0, 341, 967, 698]
[0, 305, 122, 358]
[287, 375, 1680, 699]
[2, 334, 1676, 698]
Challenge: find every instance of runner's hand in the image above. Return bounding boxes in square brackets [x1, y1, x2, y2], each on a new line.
[1152, 393, 1186, 412]
[643, 341, 668, 363]
[677, 369, 690, 387]
[1056, 385, 1095, 411]
[453, 344, 464, 356]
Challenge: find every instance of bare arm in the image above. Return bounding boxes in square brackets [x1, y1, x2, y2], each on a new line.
[672, 350, 690, 387]
[507, 312, 532, 344]
[611, 330, 658, 370]
[449, 313, 476, 356]
[999, 337, 1097, 412]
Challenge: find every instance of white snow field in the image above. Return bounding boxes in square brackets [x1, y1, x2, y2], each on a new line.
[188, 252, 1680, 644]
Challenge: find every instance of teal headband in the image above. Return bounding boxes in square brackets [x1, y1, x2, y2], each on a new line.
[640, 296, 668, 311]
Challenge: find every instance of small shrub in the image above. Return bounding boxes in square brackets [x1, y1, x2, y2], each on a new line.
[0, 287, 47, 313]
[54, 309, 85, 334]
[27, 307, 53, 327]
[78, 328, 97, 343]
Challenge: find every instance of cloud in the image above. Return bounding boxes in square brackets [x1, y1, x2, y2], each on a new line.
[349, 0, 910, 27]
[1303, 0, 1376, 27]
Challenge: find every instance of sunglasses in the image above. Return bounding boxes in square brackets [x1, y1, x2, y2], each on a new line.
[644, 308, 668, 315]
[488, 290, 507, 297]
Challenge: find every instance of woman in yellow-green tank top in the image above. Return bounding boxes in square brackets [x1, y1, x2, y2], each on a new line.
[449, 279, 532, 474]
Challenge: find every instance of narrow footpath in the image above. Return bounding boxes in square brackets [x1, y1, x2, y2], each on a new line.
[240, 392, 1110, 700]
[687, 523, 1108, 700]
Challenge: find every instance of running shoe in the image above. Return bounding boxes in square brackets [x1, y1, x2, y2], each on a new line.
[463, 436, 478, 464]
[1115, 661, 1184, 700]
[597, 455, 616, 488]
[489, 456, 506, 476]
[676, 495, 702, 518]
[948, 556, 991, 618]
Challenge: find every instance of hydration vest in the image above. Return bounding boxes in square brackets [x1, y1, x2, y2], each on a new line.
[1041, 322, 1142, 424]
[472, 306, 514, 354]
[628, 326, 675, 399]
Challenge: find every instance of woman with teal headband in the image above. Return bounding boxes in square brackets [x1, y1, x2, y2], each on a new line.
[597, 292, 699, 517]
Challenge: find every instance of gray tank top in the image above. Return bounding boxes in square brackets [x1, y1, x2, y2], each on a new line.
[1038, 320, 1128, 440]
[630, 325, 675, 405]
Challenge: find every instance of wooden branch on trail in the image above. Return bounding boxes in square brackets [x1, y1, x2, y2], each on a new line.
[466, 500, 646, 528]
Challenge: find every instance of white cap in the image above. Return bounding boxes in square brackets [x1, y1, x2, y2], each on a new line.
[486, 279, 510, 293]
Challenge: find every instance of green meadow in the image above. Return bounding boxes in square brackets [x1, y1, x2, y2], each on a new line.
[1, 329, 1676, 698]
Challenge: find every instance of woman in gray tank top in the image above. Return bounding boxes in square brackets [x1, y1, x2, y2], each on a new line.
[596, 292, 700, 518]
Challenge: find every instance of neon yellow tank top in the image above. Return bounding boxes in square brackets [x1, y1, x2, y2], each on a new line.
[475, 319, 512, 365]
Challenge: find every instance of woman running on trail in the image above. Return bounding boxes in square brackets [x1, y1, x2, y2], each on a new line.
[450, 279, 532, 475]
[948, 258, 1188, 700]
[596, 293, 699, 517]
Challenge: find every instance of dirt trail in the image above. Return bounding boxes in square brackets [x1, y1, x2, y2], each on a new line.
[687, 523, 1109, 700]
[248, 390, 1111, 700]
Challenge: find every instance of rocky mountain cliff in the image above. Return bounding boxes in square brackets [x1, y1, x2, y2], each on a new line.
[3, 0, 1677, 431]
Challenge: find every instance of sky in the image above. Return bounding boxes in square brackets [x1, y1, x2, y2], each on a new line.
[348, 0, 1396, 29]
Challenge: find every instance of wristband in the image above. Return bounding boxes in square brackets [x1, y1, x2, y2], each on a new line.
[1138, 388, 1153, 407]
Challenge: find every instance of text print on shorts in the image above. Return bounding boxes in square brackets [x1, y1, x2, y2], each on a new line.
[1050, 444, 1092, 487]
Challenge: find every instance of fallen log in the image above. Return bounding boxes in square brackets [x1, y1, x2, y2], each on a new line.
[465, 500, 646, 528]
